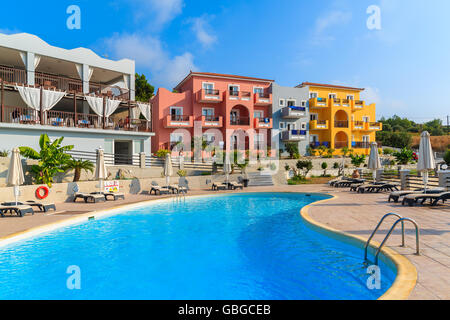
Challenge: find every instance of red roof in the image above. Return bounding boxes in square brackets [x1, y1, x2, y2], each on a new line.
[296, 82, 364, 91]
[174, 71, 274, 90]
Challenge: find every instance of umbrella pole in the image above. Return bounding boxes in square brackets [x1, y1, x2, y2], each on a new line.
[14, 186, 19, 205]
[423, 171, 428, 193]
[166, 176, 170, 188]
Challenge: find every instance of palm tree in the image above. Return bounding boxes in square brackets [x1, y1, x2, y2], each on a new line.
[65, 159, 95, 182]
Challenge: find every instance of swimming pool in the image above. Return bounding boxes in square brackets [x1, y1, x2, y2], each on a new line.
[0, 193, 396, 300]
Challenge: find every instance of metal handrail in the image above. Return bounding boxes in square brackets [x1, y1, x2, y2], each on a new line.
[374, 217, 420, 265]
[364, 213, 405, 261]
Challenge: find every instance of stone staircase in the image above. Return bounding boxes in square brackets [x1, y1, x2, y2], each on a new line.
[247, 172, 274, 187]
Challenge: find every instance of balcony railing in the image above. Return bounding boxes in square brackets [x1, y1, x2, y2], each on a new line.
[230, 117, 250, 126]
[204, 89, 219, 95]
[171, 115, 191, 121]
[1, 105, 151, 132]
[0, 65, 27, 84]
[334, 120, 349, 128]
[35, 72, 83, 92]
[204, 115, 220, 122]
[352, 141, 371, 149]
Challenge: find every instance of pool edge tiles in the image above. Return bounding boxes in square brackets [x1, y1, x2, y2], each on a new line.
[0, 192, 417, 300]
[299, 195, 418, 300]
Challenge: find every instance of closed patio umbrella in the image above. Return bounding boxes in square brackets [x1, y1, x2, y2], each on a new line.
[7, 148, 25, 205]
[417, 131, 435, 192]
[164, 153, 173, 187]
[368, 142, 381, 182]
[95, 148, 108, 193]
[223, 153, 232, 184]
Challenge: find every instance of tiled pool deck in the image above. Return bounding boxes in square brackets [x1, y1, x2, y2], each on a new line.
[0, 185, 448, 300]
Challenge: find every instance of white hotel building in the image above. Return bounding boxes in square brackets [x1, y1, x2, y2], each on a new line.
[0, 32, 154, 164]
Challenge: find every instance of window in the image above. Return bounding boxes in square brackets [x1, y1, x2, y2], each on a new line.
[363, 116, 370, 123]
[309, 92, 318, 99]
[301, 100, 306, 107]
[328, 93, 337, 99]
[170, 107, 183, 120]
[202, 108, 215, 117]
[300, 122, 307, 130]
[229, 85, 239, 96]
[253, 87, 264, 94]
[287, 99, 296, 107]
[363, 135, 370, 143]
[202, 82, 214, 90]
[279, 122, 286, 129]
[254, 110, 264, 119]
[287, 123, 296, 130]
[310, 113, 318, 121]
[346, 95, 354, 100]
[279, 99, 285, 107]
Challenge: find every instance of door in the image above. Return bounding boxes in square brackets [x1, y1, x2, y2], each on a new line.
[254, 110, 264, 120]
[230, 110, 239, 123]
[170, 107, 183, 121]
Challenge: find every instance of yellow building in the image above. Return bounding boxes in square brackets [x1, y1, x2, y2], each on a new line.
[296, 82, 382, 155]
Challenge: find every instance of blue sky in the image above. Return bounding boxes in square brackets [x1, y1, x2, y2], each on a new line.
[0, 0, 449, 122]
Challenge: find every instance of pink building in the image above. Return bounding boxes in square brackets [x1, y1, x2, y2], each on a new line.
[151, 72, 274, 157]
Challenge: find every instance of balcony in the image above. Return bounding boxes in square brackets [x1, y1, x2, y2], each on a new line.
[309, 97, 327, 108]
[230, 117, 250, 126]
[332, 98, 341, 106]
[342, 99, 350, 107]
[310, 120, 329, 130]
[164, 115, 194, 128]
[282, 130, 307, 142]
[254, 92, 272, 106]
[254, 117, 273, 129]
[334, 141, 349, 149]
[352, 100, 365, 110]
[197, 89, 223, 103]
[352, 121, 365, 130]
[281, 106, 306, 119]
[334, 120, 349, 128]
[0, 64, 129, 99]
[200, 115, 223, 128]
[1, 105, 152, 132]
[365, 122, 383, 131]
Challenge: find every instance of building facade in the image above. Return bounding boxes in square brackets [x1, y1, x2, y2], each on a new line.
[151, 72, 274, 157]
[297, 82, 381, 155]
[0, 33, 154, 163]
[271, 83, 310, 156]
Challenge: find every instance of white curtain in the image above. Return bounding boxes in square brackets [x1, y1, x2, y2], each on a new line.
[75, 64, 94, 81]
[41, 89, 66, 112]
[105, 98, 121, 118]
[123, 74, 130, 90]
[34, 55, 41, 69]
[15, 85, 41, 110]
[86, 95, 104, 116]
[131, 107, 140, 119]
[137, 102, 151, 121]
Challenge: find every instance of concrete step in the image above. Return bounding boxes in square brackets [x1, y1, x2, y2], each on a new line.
[247, 173, 274, 187]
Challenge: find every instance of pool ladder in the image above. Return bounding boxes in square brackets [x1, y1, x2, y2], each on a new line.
[365, 213, 420, 265]
[173, 190, 186, 203]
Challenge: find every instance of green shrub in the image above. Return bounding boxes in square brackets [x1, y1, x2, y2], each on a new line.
[444, 149, 450, 165]
[393, 148, 414, 165]
[0, 150, 9, 157]
[333, 162, 340, 169]
[383, 148, 394, 155]
[296, 160, 313, 177]
[156, 149, 171, 158]
[350, 154, 366, 167]
[177, 169, 187, 177]
[285, 142, 299, 159]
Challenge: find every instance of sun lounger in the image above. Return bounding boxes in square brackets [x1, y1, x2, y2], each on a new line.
[150, 182, 171, 195]
[334, 179, 365, 188]
[2, 201, 56, 213]
[212, 182, 228, 191]
[73, 193, 106, 203]
[0, 205, 34, 217]
[388, 188, 445, 203]
[357, 183, 399, 193]
[228, 181, 244, 190]
[402, 191, 450, 206]
[91, 192, 125, 201]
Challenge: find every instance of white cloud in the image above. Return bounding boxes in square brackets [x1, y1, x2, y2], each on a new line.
[132, 0, 184, 29]
[311, 10, 352, 44]
[103, 33, 197, 88]
[188, 15, 217, 48]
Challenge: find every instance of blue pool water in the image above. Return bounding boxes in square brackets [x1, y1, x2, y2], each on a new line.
[0, 193, 396, 300]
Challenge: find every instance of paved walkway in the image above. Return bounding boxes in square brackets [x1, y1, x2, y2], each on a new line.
[0, 185, 448, 300]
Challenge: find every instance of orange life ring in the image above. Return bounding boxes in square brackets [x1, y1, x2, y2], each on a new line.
[36, 186, 49, 200]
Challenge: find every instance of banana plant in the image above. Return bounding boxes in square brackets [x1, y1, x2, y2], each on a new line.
[19, 134, 74, 187]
